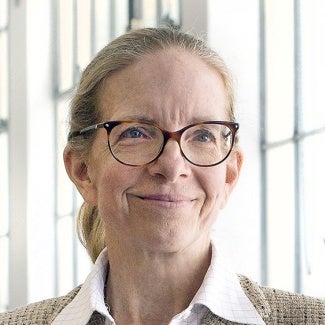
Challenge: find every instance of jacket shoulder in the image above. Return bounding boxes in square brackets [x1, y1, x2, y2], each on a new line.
[238, 274, 325, 324]
[0, 286, 81, 325]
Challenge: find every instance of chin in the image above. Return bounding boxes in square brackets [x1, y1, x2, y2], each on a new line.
[138, 228, 202, 254]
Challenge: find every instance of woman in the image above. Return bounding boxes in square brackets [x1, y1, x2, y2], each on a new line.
[1, 27, 324, 325]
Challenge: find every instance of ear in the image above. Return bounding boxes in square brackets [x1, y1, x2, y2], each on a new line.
[63, 145, 98, 206]
[221, 149, 243, 209]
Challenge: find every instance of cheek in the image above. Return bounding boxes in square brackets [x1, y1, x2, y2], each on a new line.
[199, 168, 228, 215]
[95, 164, 141, 219]
[88, 140, 133, 220]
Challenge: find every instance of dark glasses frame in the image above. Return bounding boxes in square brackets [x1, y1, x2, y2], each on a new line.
[68, 120, 239, 167]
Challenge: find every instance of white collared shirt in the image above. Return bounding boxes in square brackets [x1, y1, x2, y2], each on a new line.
[53, 242, 265, 325]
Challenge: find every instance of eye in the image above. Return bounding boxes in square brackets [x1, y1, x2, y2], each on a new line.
[120, 127, 149, 139]
[193, 130, 216, 143]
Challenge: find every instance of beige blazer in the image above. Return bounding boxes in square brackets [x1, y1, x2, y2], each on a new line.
[1, 275, 324, 324]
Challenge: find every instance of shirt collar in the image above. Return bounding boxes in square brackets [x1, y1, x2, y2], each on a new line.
[190, 241, 265, 324]
[52, 248, 112, 325]
[53, 244, 265, 325]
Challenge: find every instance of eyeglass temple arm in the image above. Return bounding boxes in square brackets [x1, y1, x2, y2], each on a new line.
[68, 123, 106, 140]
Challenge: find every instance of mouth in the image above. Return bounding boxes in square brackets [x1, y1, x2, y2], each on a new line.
[134, 194, 195, 208]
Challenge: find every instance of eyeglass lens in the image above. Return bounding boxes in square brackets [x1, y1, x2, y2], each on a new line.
[107, 122, 234, 166]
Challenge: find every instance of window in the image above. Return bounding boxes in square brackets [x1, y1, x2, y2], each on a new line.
[299, 0, 325, 297]
[261, 0, 325, 296]
[0, 0, 9, 312]
[129, 0, 181, 29]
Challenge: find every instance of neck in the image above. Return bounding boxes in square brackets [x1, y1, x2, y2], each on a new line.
[105, 237, 212, 325]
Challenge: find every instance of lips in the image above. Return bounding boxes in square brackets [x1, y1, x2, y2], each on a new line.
[133, 194, 195, 207]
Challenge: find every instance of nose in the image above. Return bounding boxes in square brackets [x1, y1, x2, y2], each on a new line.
[147, 139, 191, 182]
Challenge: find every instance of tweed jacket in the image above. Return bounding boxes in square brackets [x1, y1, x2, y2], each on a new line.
[1, 275, 324, 325]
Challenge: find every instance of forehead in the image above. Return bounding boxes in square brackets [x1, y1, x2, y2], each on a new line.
[98, 49, 228, 124]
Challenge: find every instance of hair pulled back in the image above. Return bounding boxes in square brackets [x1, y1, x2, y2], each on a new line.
[67, 27, 235, 263]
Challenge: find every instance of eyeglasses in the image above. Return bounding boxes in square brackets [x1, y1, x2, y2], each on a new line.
[69, 120, 239, 167]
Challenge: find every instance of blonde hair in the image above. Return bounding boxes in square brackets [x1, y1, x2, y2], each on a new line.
[67, 27, 235, 263]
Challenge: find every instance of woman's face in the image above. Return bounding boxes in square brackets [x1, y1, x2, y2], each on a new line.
[82, 49, 241, 253]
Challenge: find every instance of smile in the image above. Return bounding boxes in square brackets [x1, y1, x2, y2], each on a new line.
[134, 194, 195, 208]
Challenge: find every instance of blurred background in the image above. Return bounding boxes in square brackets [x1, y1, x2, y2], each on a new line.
[0, 0, 324, 311]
